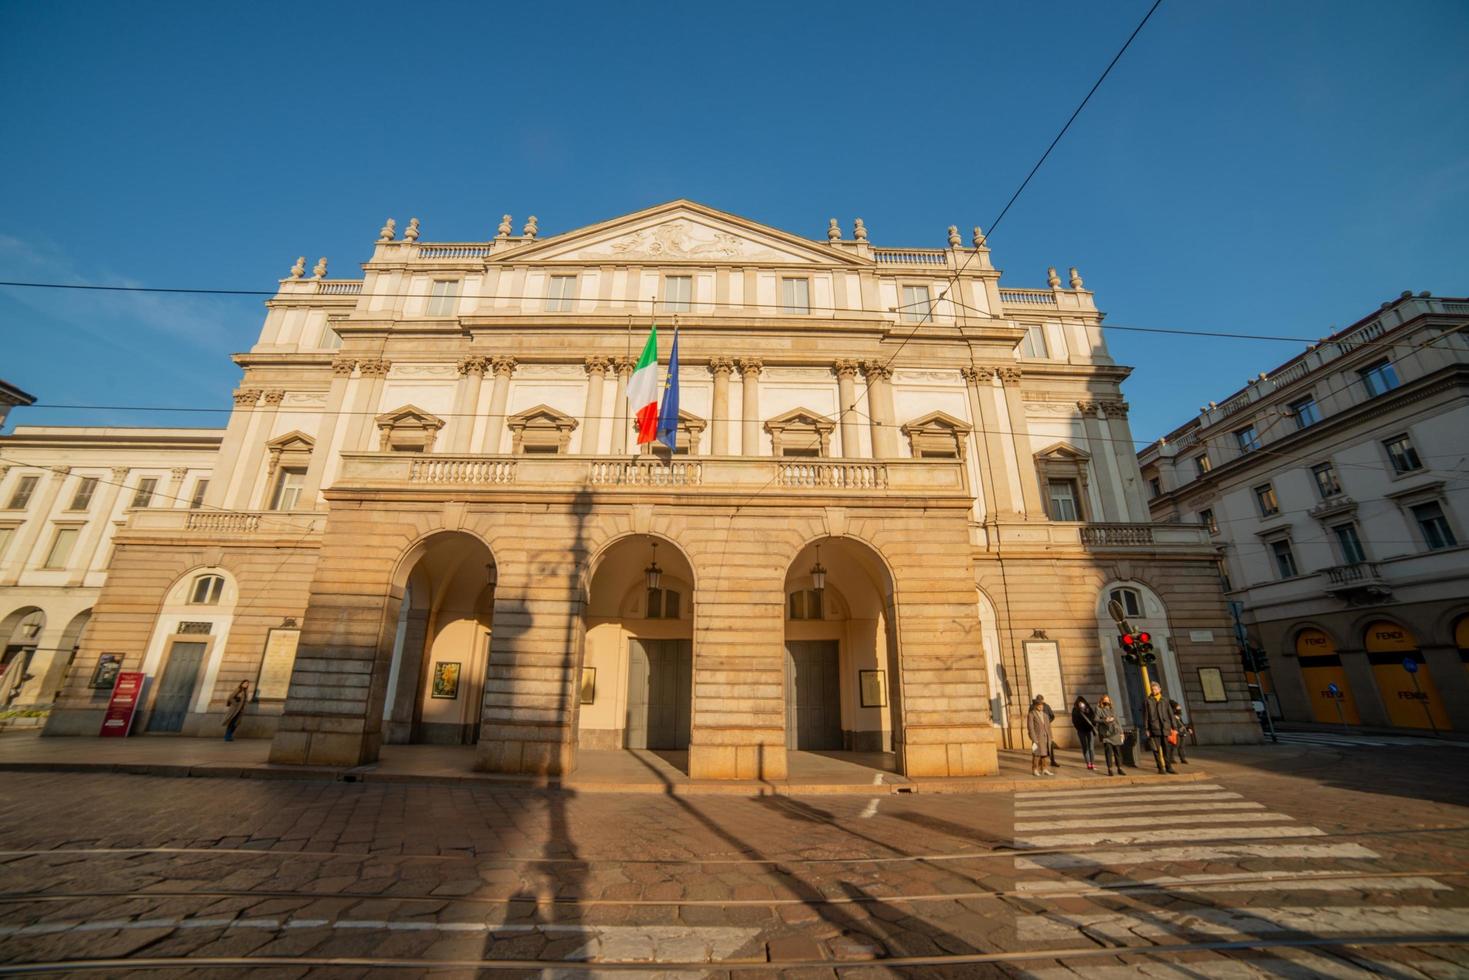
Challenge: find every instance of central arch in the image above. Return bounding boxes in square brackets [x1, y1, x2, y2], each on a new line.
[382, 530, 497, 745]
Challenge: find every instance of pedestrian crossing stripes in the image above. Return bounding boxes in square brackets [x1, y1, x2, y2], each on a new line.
[1009, 779, 1461, 959]
[1271, 731, 1441, 748]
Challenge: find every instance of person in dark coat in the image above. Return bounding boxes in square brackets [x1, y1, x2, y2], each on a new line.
[223, 681, 250, 741]
[1071, 696, 1097, 771]
[1095, 695, 1126, 775]
[1143, 681, 1177, 774]
[1169, 699, 1191, 764]
[1027, 695, 1054, 777]
[1041, 699, 1058, 768]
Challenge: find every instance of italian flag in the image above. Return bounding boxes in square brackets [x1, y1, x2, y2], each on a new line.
[627, 325, 660, 445]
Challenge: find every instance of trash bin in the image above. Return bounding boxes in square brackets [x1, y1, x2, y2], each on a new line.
[1122, 729, 1139, 769]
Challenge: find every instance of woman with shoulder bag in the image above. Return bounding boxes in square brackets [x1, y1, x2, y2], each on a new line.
[1095, 695, 1126, 776]
[1028, 695, 1054, 777]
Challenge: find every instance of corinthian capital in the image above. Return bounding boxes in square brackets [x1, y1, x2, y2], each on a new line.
[861, 360, 891, 381]
[996, 366, 1022, 385]
[737, 357, 763, 378]
[1076, 399, 1102, 418]
[963, 365, 999, 385]
[458, 356, 488, 378]
[330, 357, 357, 377]
[613, 355, 636, 376]
[490, 355, 517, 378]
[357, 359, 392, 379]
[261, 389, 286, 406]
[833, 358, 861, 379]
[1101, 398, 1130, 419]
[708, 356, 735, 378]
[584, 355, 610, 377]
[232, 388, 262, 407]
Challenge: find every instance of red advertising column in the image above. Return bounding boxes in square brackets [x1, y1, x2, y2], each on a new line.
[99, 671, 145, 737]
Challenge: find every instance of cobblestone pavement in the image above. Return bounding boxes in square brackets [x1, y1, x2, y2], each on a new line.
[1, 741, 1467, 977]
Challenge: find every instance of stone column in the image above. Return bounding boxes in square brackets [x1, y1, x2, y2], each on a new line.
[738, 358, 763, 456]
[709, 357, 734, 455]
[68, 466, 128, 586]
[2, 466, 69, 585]
[232, 389, 284, 509]
[961, 367, 1006, 517]
[449, 357, 488, 453]
[834, 359, 862, 457]
[340, 359, 391, 455]
[482, 356, 516, 454]
[1103, 399, 1150, 522]
[204, 388, 260, 508]
[581, 356, 608, 455]
[300, 358, 355, 507]
[862, 361, 898, 457]
[1077, 400, 1120, 522]
[611, 357, 633, 454]
[998, 368, 1045, 518]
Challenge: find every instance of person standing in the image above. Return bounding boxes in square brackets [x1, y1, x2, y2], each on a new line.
[223, 680, 250, 742]
[1028, 695, 1055, 777]
[1041, 699, 1058, 769]
[1169, 699, 1191, 764]
[1071, 696, 1097, 771]
[1143, 681, 1178, 774]
[1095, 695, 1126, 776]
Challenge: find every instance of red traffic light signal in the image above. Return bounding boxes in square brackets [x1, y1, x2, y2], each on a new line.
[1137, 631, 1151, 645]
[1120, 632, 1136, 649]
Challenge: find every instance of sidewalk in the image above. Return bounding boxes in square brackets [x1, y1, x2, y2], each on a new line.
[0, 731, 1206, 795]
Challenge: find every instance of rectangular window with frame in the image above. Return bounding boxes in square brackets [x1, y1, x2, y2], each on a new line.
[1253, 483, 1279, 517]
[43, 527, 79, 569]
[130, 478, 157, 509]
[664, 275, 692, 313]
[1193, 455, 1212, 477]
[1383, 434, 1422, 474]
[900, 284, 932, 323]
[1289, 395, 1321, 429]
[1199, 507, 1218, 534]
[7, 475, 39, 510]
[319, 324, 343, 350]
[1311, 461, 1342, 498]
[1358, 359, 1399, 398]
[189, 479, 209, 509]
[1411, 501, 1457, 550]
[426, 280, 460, 316]
[1149, 477, 1162, 498]
[780, 277, 810, 314]
[1047, 479, 1081, 521]
[1235, 425, 1261, 454]
[270, 468, 306, 511]
[1332, 522, 1367, 564]
[546, 275, 577, 312]
[69, 476, 99, 512]
[1269, 538, 1298, 579]
[1020, 324, 1049, 358]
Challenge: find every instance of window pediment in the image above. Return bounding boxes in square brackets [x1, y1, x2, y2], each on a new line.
[765, 408, 835, 457]
[901, 411, 971, 459]
[640, 410, 707, 456]
[375, 405, 445, 453]
[506, 404, 579, 454]
[265, 430, 315, 476]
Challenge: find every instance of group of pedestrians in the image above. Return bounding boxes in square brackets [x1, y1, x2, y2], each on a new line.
[1027, 683, 1191, 777]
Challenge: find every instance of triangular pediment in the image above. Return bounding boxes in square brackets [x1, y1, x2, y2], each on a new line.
[375, 405, 444, 429]
[506, 404, 578, 430]
[1035, 441, 1090, 461]
[901, 411, 971, 435]
[265, 430, 315, 452]
[765, 407, 836, 432]
[498, 200, 867, 267]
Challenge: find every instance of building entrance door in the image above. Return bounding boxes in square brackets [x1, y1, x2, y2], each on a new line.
[149, 641, 206, 733]
[785, 640, 841, 750]
[626, 638, 692, 750]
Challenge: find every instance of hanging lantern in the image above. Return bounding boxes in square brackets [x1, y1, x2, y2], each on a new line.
[644, 541, 662, 591]
[810, 546, 827, 594]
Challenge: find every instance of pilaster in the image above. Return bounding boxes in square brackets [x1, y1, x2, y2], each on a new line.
[482, 357, 516, 454]
[300, 358, 355, 506]
[709, 357, 734, 455]
[738, 358, 763, 456]
[581, 356, 608, 454]
[998, 367, 1045, 518]
[834, 359, 862, 457]
[205, 388, 260, 508]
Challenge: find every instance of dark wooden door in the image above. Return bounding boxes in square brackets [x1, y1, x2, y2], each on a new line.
[149, 641, 206, 733]
[626, 638, 692, 750]
[786, 640, 842, 750]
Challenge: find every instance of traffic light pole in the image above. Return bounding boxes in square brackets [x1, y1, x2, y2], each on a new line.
[1245, 644, 1278, 744]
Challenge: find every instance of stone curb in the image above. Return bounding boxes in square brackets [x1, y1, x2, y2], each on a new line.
[0, 759, 1211, 796]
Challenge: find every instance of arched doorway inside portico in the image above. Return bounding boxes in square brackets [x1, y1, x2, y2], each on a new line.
[783, 537, 903, 773]
[580, 535, 695, 756]
[383, 531, 497, 745]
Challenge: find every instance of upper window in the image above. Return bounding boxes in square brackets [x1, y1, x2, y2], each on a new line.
[1311, 461, 1342, 499]
[1235, 425, 1261, 454]
[900, 284, 932, 323]
[426, 280, 460, 317]
[546, 275, 577, 313]
[1358, 359, 1399, 398]
[1270, 538, 1299, 579]
[270, 468, 306, 511]
[780, 278, 810, 315]
[664, 275, 692, 313]
[1193, 455, 1212, 477]
[130, 478, 157, 509]
[788, 589, 824, 621]
[319, 325, 343, 350]
[646, 587, 681, 619]
[69, 477, 99, 512]
[189, 479, 210, 509]
[1148, 477, 1162, 499]
[1020, 324, 1049, 358]
[43, 527, 79, 570]
[1110, 588, 1142, 618]
[1332, 522, 1367, 565]
[7, 475, 39, 510]
[1411, 502, 1457, 551]
[1048, 479, 1081, 521]
[1383, 434, 1422, 475]
[1199, 507, 1218, 534]
[1289, 396, 1321, 430]
[190, 574, 225, 605]
[1253, 483, 1279, 517]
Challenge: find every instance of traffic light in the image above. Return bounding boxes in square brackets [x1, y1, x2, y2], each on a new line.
[1137, 631, 1157, 666]
[1120, 632, 1140, 664]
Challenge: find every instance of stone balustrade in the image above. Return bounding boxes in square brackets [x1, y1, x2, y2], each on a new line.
[988, 520, 1213, 553]
[998, 288, 1058, 306]
[872, 248, 947, 266]
[314, 281, 362, 295]
[121, 509, 328, 537]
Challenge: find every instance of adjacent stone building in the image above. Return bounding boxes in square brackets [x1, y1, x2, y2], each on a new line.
[1139, 293, 1469, 732]
[11, 200, 1259, 776]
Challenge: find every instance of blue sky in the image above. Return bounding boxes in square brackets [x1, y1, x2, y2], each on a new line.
[2, 0, 1466, 442]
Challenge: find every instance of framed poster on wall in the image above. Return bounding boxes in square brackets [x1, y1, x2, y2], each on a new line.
[1022, 639, 1066, 712]
[91, 654, 123, 690]
[254, 628, 300, 701]
[1198, 667, 1227, 702]
[859, 669, 887, 707]
[580, 667, 597, 705]
[431, 662, 461, 699]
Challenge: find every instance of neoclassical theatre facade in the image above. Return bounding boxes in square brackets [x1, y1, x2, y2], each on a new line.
[35, 200, 1259, 777]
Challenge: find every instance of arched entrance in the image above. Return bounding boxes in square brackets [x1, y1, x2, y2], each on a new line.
[1095, 583, 1186, 730]
[783, 538, 901, 768]
[1294, 627, 1358, 725]
[383, 532, 496, 745]
[1363, 620, 1449, 730]
[1, 608, 45, 707]
[581, 535, 694, 753]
